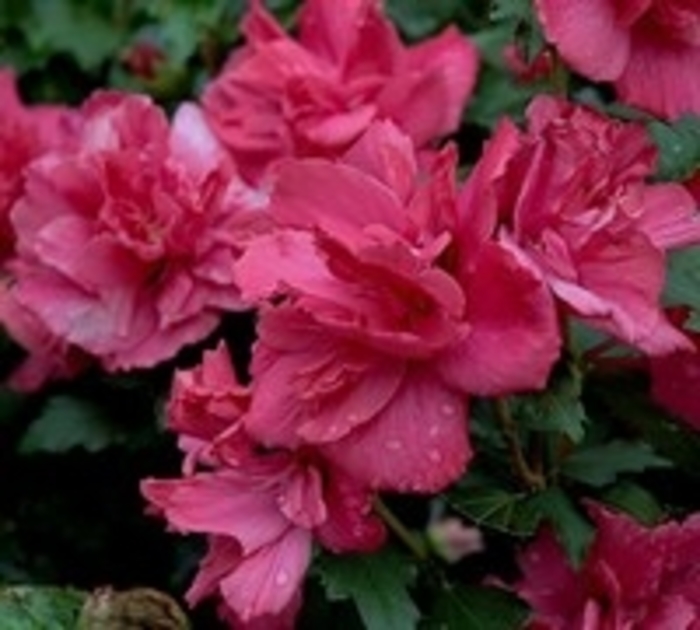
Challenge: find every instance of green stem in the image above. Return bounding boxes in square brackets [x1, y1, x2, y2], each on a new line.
[373, 498, 428, 561]
[494, 398, 546, 491]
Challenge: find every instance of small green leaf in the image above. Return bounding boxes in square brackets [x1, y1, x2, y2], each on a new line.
[664, 248, 700, 311]
[600, 482, 665, 526]
[529, 487, 594, 567]
[0, 586, 86, 629]
[648, 115, 700, 180]
[561, 440, 670, 487]
[19, 395, 128, 454]
[427, 585, 528, 630]
[386, 0, 460, 39]
[448, 484, 541, 536]
[513, 364, 587, 443]
[317, 548, 419, 630]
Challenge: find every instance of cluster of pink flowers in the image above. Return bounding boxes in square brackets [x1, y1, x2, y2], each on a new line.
[2, 0, 700, 627]
[516, 504, 700, 629]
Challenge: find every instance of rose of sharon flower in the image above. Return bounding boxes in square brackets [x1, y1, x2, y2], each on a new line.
[233, 121, 560, 493]
[202, 0, 479, 182]
[6, 92, 259, 372]
[142, 344, 385, 628]
[0, 69, 77, 264]
[516, 504, 700, 629]
[536, 0, 700, 118]
[461, 96, 700, 355]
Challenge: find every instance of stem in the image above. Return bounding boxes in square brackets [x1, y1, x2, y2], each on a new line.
[373, 497, 428, 561]
[494, 399, 546, 491]
[550, 48, 569, 96]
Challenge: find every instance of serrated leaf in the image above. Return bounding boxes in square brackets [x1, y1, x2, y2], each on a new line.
[318, 548, 419, 630]
[19, 395, 127, 454]
[601, 482, 665, 526]
[649, 115, 700, 180]
[664, 248, 700, 311]
[447, 484, 542, 536]
[0, 586, 86, 629]
[24, 0, 122, 71]
[513, 365, 587, 442]
[591, 374, 700, 478]
[427, 585, 528, 630]
[529, 487, 594, 567]
[561, 440, 670, 487]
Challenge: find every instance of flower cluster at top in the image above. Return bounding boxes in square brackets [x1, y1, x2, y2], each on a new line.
[2, 0, 700, 628]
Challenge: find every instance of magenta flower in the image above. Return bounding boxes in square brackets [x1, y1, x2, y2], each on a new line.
[233, 121, 560, 492]
[142, 344, 385, 628]
[461, 96, 700, 355]
[0, 69, 77, 265]
[202, 0, 479, 182]
[536, 0, 700, 118]
[516, 504, 700, 629]
[5, 92, 260, 372]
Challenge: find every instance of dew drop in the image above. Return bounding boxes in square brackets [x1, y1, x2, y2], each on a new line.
[428, 424, 440, 437]
[275, 570, 290, 586]
[428, 449, 442, 463]
[347, 413, 360, 424]
[440, 403, 457, 416]
[385, 439, 403, 451]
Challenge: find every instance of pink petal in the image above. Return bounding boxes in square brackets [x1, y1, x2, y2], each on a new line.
[186, 535, 242, 605]
[439, 241, 560, 395]
[219, 527, 311, 622]
[535, 0, 630, 81]
[277, 464, 328, 529]
[617, 29, 700, 118]
[635, 183, 700, 250]
[141, 473, 289, 553]
[380, 27, 478, 145]
[322, 368, 471, 493]
[269, 159, 407, 240]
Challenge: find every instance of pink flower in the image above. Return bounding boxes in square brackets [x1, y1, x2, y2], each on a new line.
[5, 92, 259, 372]
[0, 280, 88, 391]
[461, 96, 700, 355]
[142, 344, 385, 628]
[535, 0, 700, 118]
[650, 309, 700, 430]
[233, 121, 560, 492]
[202, 0, 479, 182]
[516, 504, 700, 629]
[0, 69, 77, 264]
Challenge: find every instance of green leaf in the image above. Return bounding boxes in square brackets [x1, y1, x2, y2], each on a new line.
[318, 548, 419, 630]
[529, 487, 594, 567]
[591, 374, 700, 478]
[447, 483, 542, 536]
[24, 0, 123, 71]
[513, 364, 587, 443]
[600, 482, 665, 526]
[561, 440, 670, 487]
[386, 0, 460, 39]
[427, 585, 528, 630]
[648, 115, 700, 180]
[0, 586, 86, 629]
[19, 395, 128, 454]
[664, 247, 700, 311]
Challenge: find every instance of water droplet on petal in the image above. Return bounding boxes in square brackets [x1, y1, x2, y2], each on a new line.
[429, 424, 440, 437]
[275, 570, 290, 586]
[347, 413, 359, 424]
[428, 449, 442, 463]
[385, 439, 403, 451]
[441, 403, 457, 416]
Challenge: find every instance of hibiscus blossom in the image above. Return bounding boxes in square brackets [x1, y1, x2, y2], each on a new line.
[535, 0, 700, 118]
[5, 92, 261, 372]
[0, 69, 77, 265]
[202, 0, 479, 182]
[142, 344, 385, 628]
[516, 504, 700, 629]
[233, 121, 560, 492]
[460, 96, 700, 355]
